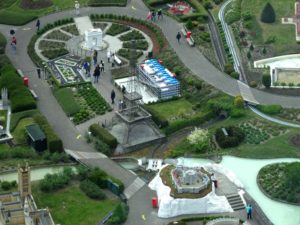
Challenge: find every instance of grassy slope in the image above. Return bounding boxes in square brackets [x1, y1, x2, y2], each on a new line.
[242, 0, 297, 53]
[33, 184, 119, 225]
[12, 117, 34, 144]
[54, 88, 80, 116]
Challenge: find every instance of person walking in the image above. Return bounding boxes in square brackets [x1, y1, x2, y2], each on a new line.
[146, 11, 152, 20]
[92, 50, 98, 65]
[111, 90, 116, 104]
[176, 32, 182, 43]
[107, 50, 111, 63]
[11, 36, 17, 53]
[36, 19, 40, 31]
[74, 1, 80, 16]
[151, 10, 156, 21]
[100, 60, 105, 72]
[37, 68, 41, 79]
[249, 204, 252, 219]
[93, 64, 100, 83]
[157, 9, 163, 20]
[83, 61, 90, 77]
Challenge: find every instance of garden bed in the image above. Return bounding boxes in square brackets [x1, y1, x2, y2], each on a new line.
[117, 48, 143, 60]
[258, 162, 300, 204]
[61, 25, 79, 36]
[42, 49, 69, 60]
[123, 40, 149, 50]
[119, 30, 145, 41]
[45, 30, 71, 41]
[92, 22, 108, 30]
[38, 40, 65, 50]
[106, 23, 130, 36]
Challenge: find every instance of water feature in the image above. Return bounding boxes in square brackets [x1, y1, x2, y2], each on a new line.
[0, 166, 76, 182]
[178, 156, 300, 225]
[113, 158, 140, 171]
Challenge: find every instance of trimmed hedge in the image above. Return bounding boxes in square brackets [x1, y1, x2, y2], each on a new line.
[33, 114, 63, 152]
[88, 0, 127, 7]
[215, 126, 245, 148]
[256, 104, 282, 115]
[0, 33, 7, 54]
[10, 109, 39, 131]
[107, 176, 125, 193]
[143, 105, 169, 128]
[0, 65, 37, 113]
[89, 124, 118, 149]
[80, 179, 106, 200]
[107, 203, 129, 225]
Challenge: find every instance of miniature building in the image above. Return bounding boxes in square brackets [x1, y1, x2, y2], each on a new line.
[25, 124, 47, 152]
[137, 59, 180, 100]
[0, 163, 56, 225]
[84, 28, 103, 50]
[171, 166, 210, 194]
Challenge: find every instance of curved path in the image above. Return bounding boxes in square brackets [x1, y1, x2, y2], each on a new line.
[0, 0, 297, 224]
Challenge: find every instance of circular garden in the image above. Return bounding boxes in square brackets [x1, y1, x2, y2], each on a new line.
[258, 162, 300, 204]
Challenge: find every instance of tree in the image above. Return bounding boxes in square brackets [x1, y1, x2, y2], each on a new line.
[247, 51, 252, 59]
[187, 128, 209, 153]
[262, 47, 267, 54]
[249, 43, 254, 51]
[234, 95, 244, 108]
[261, 2, 276, 23]
[262, 74, 271, 88]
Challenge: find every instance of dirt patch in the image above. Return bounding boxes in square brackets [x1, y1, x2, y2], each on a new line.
[289, 134, 300, 148]
[20, 0, 53, 9]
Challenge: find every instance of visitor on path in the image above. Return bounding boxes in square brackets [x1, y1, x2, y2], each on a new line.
[151, 11, 156, 21]
[111, 90, 116, 104]
[93, 50, 98, 65]
[74, 1, 80, 16]
[37, 68, 41, 79]
[246, 204, 252, 219]
[93, 64, 100, 83]
[176, 32, 181, 43]
[83, 61, 90, 77]
[107, 50, 111, 63]
[11, 36, 17, 53]
[111, 53, 115, 67]
[100, 60, 105, 72]
[121, 85, 126, 94]
[211, 173, 218, 188]
[36, 19, 40, 31]
[157, 9, 163, 20]
[146, 11, 152, 20]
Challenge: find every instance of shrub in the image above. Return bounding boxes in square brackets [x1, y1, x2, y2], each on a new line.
[224, 63, 234, 74]
[89, 124, 118, 148]
[88, 168, 108, 188]
[249, 81, 257, 88]
[262, 74, 271, 88]
[0, 33, 6, 54]
[1, 181, 11, 191]
[33, 114, 63, 152]
[261, 2, 276, 23]
[95, 140, 113, 156]
[256, 104, 282, 115]
[185, 19, 193, 30]
[230, 108, 245, 118]
[187, 128, 209, 153]
[234, 95, 244, 108]
[107, 176, 125, 193]
[215, 126, 245, 148]
[107, 203, 129, 225]
[230, 72, 239, 79]
[80, 179, 106, 200]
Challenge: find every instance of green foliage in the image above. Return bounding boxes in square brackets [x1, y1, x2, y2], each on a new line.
[88, 0, 127, 7]
[144, 106, 169, 128]
[119, 30, 145, 41]
[1, 181, 12, 191]
[117, 48, 143, 60]
[262, 74, 271, 88]
[10, 109, 39, 131]
[107, 176, 125, 193]
[186, 19, 194, 30]
[122, 40, 148, 50]
[225, 0, 242, 24]
[106, 23, 130, 36]
[285, 162, 300, 187]
[94, 139, 113, 156]
[230, 108, 245, 118]
[33, 114, 63, 152]
[234, 95, 244, 108]
[257, 104, 282, 115]
[224, 63, 234, 74]
[0, 10, 37, 25]
[249, 80, 257, 88]
[0, 33, 7, 54]
[42, 48, 69, 59]
[230, 72, 239, 79]
[54, 88, 80, 116]
[0, 65, 36, 113]
[107, 203, 129, 225]
[215, 126, 245, 148]
[40, 168, 74, 192]
[88, 168, 108, 189]
[89, 124, 118, 149]
[80, 179, 106, 200]
[260, 2, 276, 23]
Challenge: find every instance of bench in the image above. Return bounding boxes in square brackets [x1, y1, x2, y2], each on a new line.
[114, 55, 122, 65]
[17, 69, 24, 78]
[29, 89, 38, 100]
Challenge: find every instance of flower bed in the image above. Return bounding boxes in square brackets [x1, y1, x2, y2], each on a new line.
[117, 48, 143, 60]
[42, 49, 69, 60]
[258, 162, 300, 204]
[106, 23, 130, 36]
[123, 40, 149, 50]
[119, 30, 145, 41]
[20, 0, 52, 9]
[92, 22, 108, 30]
[61, 25, 79, 36]
[56, 65, 78, 83]
[238, 119, 287, 145]
[38, 40, 65, 50]
[45, 30, 71, 41]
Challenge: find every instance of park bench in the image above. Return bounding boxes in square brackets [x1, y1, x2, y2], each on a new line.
[29, 89, 38, 100]
[114, 55, 122, 65]
[181, 25, 195, 47]
[17, 69, 24, 78]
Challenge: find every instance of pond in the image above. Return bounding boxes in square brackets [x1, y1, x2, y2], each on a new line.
[178, 156, 300, 225]
[0, 166, 76, 182]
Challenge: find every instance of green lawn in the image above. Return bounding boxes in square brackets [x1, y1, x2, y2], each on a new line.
[0, 109, 7, 129]
[54, 88, 80, 116]
[12, 117, 34, 145]
[241, 0, 299, 54]
[146, 99, 195, 122]
[33, 184, 120, 225]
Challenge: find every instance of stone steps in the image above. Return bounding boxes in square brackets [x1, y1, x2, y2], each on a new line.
[226, 193, 245, 211]
[124, 177, 145, 199]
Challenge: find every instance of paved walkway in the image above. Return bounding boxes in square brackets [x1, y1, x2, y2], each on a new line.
[0, 0, 284, 224]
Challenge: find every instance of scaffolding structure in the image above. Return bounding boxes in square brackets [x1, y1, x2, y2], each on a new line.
[137, 59, 180, 100]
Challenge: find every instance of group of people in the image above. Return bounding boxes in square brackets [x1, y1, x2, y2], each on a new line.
[146, 9, 163, 21]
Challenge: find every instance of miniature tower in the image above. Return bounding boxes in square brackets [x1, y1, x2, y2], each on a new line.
[18, 163, 31, 201]
[1, 88, 8, 108]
